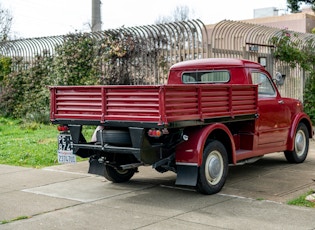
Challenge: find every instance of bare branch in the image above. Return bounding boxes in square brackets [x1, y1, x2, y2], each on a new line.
[0, 4, 13, 41]
[155, 5, 194, 24]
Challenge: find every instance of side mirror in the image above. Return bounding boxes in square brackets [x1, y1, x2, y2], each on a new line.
[274, 72, 286, 86]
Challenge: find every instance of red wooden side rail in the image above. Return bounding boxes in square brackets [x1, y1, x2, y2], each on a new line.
[50, 84, 258, 125]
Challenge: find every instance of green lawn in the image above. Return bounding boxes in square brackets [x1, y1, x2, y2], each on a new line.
[0, 117, 93, 168]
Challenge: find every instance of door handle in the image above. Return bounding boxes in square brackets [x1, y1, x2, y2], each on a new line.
[278, 100, 284, 104]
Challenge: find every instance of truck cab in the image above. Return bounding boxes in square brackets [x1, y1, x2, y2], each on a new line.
[169, 58, 309, 158]
[166, 58, 313, 194]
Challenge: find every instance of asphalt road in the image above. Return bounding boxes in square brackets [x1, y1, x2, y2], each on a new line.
[0, 140, 314, 229]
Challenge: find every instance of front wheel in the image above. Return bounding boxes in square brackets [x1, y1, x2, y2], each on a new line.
[197, 140, 229, 195]
[284, 123, 309, 163]
[104, 165, 136, 183]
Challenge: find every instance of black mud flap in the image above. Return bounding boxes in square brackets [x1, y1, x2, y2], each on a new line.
[88, 158, 105, 176]
[175, 165, 198, 186]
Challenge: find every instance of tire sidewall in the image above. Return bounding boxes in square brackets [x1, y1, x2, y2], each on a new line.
[197, 140, 229, 195]
[104, 165, 135, 183]
[285, 123, 309, 163]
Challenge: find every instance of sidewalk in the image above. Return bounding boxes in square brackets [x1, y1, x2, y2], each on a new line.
[0, 140, 314, 229]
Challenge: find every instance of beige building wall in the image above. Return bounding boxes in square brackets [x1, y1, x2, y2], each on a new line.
[241, 9, 315, 33]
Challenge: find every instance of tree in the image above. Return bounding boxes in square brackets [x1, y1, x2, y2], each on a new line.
[0, 4, 12, 41]
[155, 5, 195, 24]
[172, 5, 194, 22]
[287, 0, 315, 13]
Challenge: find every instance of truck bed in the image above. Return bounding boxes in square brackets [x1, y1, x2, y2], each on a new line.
[50, 84, 258, 127]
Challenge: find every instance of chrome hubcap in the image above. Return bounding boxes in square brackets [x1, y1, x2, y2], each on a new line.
[205, 151, 223, 185]
[208, 157, 220, 178]
[295, 130, 306, 157]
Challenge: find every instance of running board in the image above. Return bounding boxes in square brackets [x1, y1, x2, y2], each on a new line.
[229, 156, 263, 166]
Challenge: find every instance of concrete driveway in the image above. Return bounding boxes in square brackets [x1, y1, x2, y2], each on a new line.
[0, 140, 314, 229]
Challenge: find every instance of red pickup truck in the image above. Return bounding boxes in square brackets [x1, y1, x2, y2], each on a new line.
[50, 58, 313, 195]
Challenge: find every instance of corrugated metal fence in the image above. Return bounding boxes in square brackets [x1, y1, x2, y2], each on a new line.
[0, 19, 314, 100]
[208, 20, 315, 101]
[0, 20, 207, 85]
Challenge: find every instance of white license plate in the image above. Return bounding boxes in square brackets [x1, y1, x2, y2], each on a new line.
[57, 134, 76, 164]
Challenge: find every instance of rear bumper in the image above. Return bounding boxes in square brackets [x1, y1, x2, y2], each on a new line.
[73, 142, 141, 159]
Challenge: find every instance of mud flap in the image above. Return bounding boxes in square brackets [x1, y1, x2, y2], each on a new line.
[175, 165, 198, 186]
[88, 158, 105, 176]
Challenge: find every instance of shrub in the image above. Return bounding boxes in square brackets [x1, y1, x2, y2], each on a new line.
[303, 73, 315, 123]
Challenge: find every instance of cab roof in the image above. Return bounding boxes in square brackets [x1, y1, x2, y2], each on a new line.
[170, 58, 263, 71]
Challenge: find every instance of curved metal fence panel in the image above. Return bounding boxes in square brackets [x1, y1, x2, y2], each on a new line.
[208, 20, 315, 101]
[0, 19, 207, 85]
[0, 19, 314, 100]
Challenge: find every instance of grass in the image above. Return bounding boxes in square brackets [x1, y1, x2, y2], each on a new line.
[0, 117, 94, 168]
[1, 216, 29, 224]
[287, 190, 315, 208]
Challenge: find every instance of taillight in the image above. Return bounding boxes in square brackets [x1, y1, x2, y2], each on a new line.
[57, 125, 69, 132]
[148, 129, 162, 137]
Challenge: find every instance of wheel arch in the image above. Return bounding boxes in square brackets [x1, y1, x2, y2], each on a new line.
[175, 123, 236, 188]
[175, 123, 236, 166]
[206, 127, 235, 165]
[287, 114, 313, 151]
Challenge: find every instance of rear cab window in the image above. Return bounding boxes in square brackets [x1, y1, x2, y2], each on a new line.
[182, 70, 230, 84]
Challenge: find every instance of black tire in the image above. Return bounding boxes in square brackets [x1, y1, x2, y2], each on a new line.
[155, 166, 168, 173]
[104, 165, 135, 183]
[284, 123, 309, 163]
[197, 140, 229, 195]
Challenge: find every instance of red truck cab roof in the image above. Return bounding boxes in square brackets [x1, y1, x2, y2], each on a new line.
[167, 58, 265, 85]
[170, 58, 263, 70]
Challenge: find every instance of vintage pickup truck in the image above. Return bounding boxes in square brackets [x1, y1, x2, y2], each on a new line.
[50, 58, 313, 195]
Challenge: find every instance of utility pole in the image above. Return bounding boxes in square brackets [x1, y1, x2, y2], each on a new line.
[92, 0, 102, 32]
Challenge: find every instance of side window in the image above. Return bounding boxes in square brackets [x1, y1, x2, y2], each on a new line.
[251, 72, 276, 97]
[182, 71, 230, 84]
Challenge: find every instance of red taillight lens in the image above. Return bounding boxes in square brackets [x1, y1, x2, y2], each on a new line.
[148, 129, 162, 137]
[57, 125, 69, 132]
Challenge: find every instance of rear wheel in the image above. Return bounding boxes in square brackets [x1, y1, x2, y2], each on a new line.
[284, 123, 309, 163]
[197, 140, 228, 195]
[104, 165, 135, 183]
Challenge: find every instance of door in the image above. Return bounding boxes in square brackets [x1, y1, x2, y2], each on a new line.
[251, 71, 291, 148]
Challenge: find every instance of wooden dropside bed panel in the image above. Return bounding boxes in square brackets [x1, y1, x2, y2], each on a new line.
[50, 84, 258, 125]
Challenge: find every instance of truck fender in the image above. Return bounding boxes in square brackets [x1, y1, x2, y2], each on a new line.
[175, 123, 236, 187]
[176, 123, 236, 165]
[176, 123, 235, 166]
[287, 113, 313, 151]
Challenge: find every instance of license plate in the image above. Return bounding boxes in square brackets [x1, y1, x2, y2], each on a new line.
[57, 134, 76, 164]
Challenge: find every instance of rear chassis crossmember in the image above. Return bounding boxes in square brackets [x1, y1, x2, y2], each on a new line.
[67, 124, 179, 175]
[69, 125, 153, 160]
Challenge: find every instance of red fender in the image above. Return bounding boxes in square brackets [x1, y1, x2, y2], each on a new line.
[287, 113, 313, 151]
[175, 123, 236, 166]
